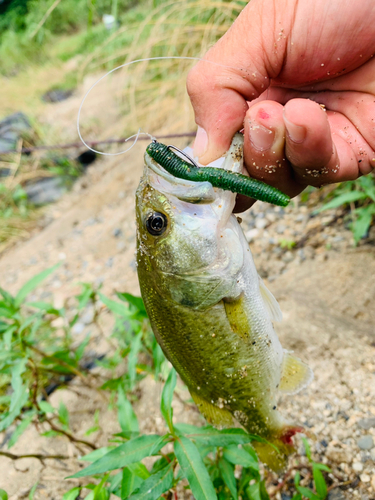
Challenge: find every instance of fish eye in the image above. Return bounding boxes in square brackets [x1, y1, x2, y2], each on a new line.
[145, 212, 168, 236]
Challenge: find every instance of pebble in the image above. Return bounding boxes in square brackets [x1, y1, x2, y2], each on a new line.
[282, 251, 294, 263]
[245, 228, 259, 241]
[357, 435, 374, 450]
[113, 228, 123, 238]
[360, 473, 370, 483]
[353, 462, 364, 472]
[358, 417, 375, 430]
[72, 322, 85, 335]
[370, 448, 375, 461]
[328, 489, 346, 500]
[275, 224, 286, 234]
[371, 475, 375, 491]
[255, 218, 267, 230]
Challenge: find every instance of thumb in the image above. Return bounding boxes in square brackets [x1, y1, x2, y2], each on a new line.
[187, 0, 287, 164]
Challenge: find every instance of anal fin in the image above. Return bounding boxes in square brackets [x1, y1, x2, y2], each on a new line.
[279, 351, 314, 395]
[190, 390, 233, 429]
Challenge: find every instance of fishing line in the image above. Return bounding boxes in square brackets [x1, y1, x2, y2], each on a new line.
[77, 56, 252, 156]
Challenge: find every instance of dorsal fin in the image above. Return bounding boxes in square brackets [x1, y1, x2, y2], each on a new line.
[258, 276, 283, 322]
[279, 351, 314, 395]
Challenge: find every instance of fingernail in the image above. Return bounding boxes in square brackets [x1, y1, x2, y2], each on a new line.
[248, 121, 275, 151]
[193, 126, 208, 158]
[284, 114, 306, 143]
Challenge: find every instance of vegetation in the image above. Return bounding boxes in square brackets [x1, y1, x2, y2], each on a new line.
[316, 174, 375, 244]
[0, 267, 332, 499]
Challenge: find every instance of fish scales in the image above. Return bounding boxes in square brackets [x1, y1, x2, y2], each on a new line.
[136, 134, 313, 471]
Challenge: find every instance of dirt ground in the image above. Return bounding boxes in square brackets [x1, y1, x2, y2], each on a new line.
[0, 71, 375, 499]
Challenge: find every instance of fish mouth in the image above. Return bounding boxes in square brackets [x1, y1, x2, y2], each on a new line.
[144, 153, 216, 204]
[143, 133, 244, 209]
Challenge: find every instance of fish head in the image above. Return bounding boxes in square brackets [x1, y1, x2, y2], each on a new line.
[136, 134, 246, 309]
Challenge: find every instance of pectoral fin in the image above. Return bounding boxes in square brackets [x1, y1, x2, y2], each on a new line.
[190, 390, 233, 428]
[258, 276, 283, 322]
[279, 351, 314, 395]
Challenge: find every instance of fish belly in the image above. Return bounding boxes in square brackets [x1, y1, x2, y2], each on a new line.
[138, 265, 284, 439]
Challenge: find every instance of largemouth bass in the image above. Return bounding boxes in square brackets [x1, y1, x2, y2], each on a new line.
[136, 134, 313, 471]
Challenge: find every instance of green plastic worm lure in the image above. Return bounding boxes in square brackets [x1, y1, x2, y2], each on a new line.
[146, 139, 290, 207]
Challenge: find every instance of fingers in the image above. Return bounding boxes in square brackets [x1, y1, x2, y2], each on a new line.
[243, 101, 302, 196]
[187, 0, 286, 165]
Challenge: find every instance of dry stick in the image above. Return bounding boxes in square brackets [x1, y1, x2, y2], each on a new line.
[29, 0, 63, 39]
[30, 359, 97, 450]
[0, 132, 196, 156]
[0, 451, 69, 462]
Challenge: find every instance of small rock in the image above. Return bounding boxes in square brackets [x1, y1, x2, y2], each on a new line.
[281, 494, 292, 500]
[113, 228, 123, 238]
[72, 322, 85, 335]
[371, 475, 375, 491]
[276, 224, 286, 234]
[245, 228, 259, 241]
[282, 251, 294, 263]
[25, 177, 69, 205]
[255, 218, 267, 230]
[42, 89, 73, 103]
[106, 257, 114, 267]
[357, 435, 374, 450]
[360, 473, 371, 483]
[326, 447, 352, 464]
[370, 448, 375, 461]
[358, 417, 375, 430]
[328, 489, 346, 500]
[353, 461, 364, 472]
[81, 307, 95, 325]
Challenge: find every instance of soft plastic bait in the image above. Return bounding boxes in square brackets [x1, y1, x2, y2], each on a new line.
[146, 141, 290, 207]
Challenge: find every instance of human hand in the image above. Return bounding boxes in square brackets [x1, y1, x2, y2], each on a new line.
[187, 0, 375, 210]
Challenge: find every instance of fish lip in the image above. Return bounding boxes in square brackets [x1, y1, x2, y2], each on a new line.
[144, 152, 216, 203]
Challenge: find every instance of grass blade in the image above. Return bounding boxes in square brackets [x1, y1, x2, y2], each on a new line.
[128, 462, 174, 500]
[14, 264, 60, 307]
[160, 368, 176, 431]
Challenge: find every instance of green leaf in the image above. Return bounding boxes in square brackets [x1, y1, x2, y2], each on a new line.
[0, 489, 8, 500]
[295, 486, 321, 500]
[62, 487, 81, 500]
[129, 462, 174, 500]
[14, 264, 60, 307]
[316, 190, 367, 213]
[58, 402, 70, 428]
[127, 331, 142, 388]
[68, 434, 164, 478]
[99, 293, 128, 317]
[218, 458, 237, 500]
[80, 446, 116, 462]
[8, 411, 35, 449]
[291, 495, 302, 500]
[302, 437, 312, 461]
[352, 205, 375, 243]
[38, 401, 55, 415]
[223, 445, 259, 470]
[121, 467, 143, 499]
[312, 463, 331, 473]
[160, 368, 176, 431]
[29, 483, 38, 500]
[26, 301, 61, 315]
[117, 387, 139, 434]
[174, 435, 217, 500]
[116, 293, 148, 318]
[313, 465, 328, 499]
[0, 360, 28, 432]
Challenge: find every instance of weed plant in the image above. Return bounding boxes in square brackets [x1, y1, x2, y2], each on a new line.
[316, 173, 375, 244]
[0, 267, 331, 499]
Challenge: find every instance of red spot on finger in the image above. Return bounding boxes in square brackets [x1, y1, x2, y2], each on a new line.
[258, 108, 270, 120]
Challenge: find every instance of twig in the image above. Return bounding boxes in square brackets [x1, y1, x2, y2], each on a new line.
[29, 0, 63, 39]
[29, 359, 97, 450]
[0, 132, 196, 156]
[0, 451, 69, 461]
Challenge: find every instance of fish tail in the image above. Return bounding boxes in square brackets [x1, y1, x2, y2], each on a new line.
[252, 426, 304, 472]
